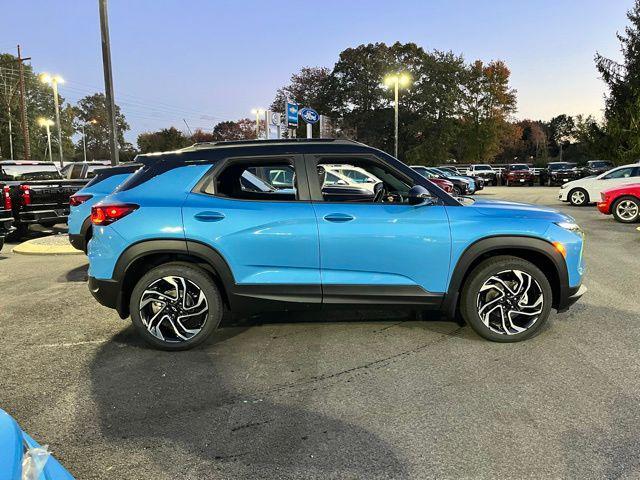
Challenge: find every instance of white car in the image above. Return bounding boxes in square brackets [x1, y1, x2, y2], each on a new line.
[465, 164, 499, 186]
[558, 163, 640, 206]
[322, 164, 382, 192]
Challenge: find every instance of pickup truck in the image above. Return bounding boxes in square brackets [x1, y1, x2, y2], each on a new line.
[0, 207, 14, 251]
[0, 160, 86, 234]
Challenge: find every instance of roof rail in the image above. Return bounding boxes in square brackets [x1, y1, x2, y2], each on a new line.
[189, 138, 361, 149]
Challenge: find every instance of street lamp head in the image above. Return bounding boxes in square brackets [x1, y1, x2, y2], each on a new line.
[383, 75, 397, 87]
[37, 117, 54, 127]
[399, 73, 411, 87]
[39, 73, 64, 85]
[39, 73, 52, 85]
[89, 119, 98, 124]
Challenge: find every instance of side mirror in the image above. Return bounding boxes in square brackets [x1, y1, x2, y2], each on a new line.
[408, 185, 431, 205]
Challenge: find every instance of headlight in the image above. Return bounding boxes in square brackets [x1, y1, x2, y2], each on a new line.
[555, 221, 582, 233]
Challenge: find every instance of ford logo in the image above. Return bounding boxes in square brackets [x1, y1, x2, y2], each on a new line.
[299, 107, 319, 124]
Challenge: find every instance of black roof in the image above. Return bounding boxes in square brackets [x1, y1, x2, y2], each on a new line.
[134, 139, 372, 166]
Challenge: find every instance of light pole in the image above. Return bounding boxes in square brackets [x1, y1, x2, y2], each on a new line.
[81, 119, 98, 162]
[384, 73, 411, 159]
[38, 118, 54, 163]
[40, 73, 65, 167]
[251, 108, 265, 139]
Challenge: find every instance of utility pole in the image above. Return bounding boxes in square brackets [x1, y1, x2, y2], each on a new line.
[16, 45, 31, 160]
[98, 0, 119, 165]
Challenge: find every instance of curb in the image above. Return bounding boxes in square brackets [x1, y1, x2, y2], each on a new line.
[12, 235, 83, 256]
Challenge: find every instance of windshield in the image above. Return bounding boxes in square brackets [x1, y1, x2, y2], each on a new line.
[0, 164, 62, 181]
[431, 168, 451, 177]
[510, 164, 530, 171]
[548, 163, 572, 171]
[474, 165, 493, 171]
[590, 161, 611, 168]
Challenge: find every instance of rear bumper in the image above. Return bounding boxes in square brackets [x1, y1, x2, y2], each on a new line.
[69, 233, 86, 252]
[89, 276, 122, 314]
[17, 209, 68, 225]
[557, 284, 587, 313]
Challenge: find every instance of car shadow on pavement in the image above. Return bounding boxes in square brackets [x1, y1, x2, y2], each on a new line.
[85, 323, 410, 479]
[58, 263, 89, 283]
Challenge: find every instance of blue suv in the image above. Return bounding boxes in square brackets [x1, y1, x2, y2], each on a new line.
[87, 140, 586, 350]
[68, 164, 139, 252]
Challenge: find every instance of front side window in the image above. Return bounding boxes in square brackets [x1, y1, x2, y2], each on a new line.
[204, 160, 299, 201]
[316, 157, 421, 204]
[603, 167, 635, 179]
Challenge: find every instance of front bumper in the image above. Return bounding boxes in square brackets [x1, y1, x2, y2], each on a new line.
[596, 201, 611, 215]
[557, 284, 587, 313]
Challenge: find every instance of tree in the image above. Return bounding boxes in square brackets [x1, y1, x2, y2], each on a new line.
[137, 127, 190, 153]
[595, 0, 640, 162]
[190, 128, 216, 143]
[211, 118, 255, 141]
[73, 93, 130, 161]
[456, 60, 517, 163]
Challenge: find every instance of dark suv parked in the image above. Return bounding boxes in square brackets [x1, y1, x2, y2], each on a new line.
[581, 160, 614, 177]
[540, 162, 580, 186]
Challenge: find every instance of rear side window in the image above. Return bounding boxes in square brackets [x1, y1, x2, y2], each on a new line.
[202, 159, 300, 201]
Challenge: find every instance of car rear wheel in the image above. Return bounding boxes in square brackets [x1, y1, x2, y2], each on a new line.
[129, 262, 223, 350]
[568, 188, 589, 206]
[460, 256, 553, 342]
[612, 196, 640, 223]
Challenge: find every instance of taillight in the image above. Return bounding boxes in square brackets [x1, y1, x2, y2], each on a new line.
[70, 194, 93, 207]
[2, 186, 12, 210]
[20, 184, 31, 206]
[91, 204, 138, 225]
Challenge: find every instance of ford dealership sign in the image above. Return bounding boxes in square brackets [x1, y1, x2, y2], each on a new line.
[299, 107, 319, 124]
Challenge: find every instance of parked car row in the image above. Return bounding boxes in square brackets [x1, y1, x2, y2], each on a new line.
[558, 162, 640, 223]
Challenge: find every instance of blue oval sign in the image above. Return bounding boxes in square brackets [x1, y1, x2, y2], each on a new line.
[299, 107, 319, 124]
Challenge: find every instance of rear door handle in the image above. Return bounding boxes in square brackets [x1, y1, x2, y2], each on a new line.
[323, 213, 354, 223]
[194, 211, 225, 222]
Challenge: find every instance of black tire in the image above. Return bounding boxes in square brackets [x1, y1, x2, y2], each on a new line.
[129, 262, 223, 350]
[612, 195, 640, 223]
[568, 188, 589, 207]
[460, 255, 553, 342]
[453, 185, 462, 196]
[492, 178, 498, 186]
[528, 180, 534, 186]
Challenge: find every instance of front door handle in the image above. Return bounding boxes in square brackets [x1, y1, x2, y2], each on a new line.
[323, 213, 354, 223]
[194, 211, 225, 222]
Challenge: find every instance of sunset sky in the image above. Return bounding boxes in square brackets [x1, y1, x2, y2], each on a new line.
[4, 0, 632, 140]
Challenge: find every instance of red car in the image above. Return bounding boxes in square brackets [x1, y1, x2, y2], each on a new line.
[429, 177, 454, 194]
[597, 183, 640, 223]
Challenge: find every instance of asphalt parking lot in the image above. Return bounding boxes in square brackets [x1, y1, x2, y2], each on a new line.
[1, 186, 639, 480]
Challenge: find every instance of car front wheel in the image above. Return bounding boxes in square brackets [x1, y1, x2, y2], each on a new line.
[129, 262, 223, 350]
[568, 188, 589, 206]
[460, 256, 553, 342]
[612, 196, 640, 223]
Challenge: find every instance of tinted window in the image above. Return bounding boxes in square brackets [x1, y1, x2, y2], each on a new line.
[0, 164, 62, 181]
[205, 160, 298, 201]
[474, 165, 493, 171]
[603, 167, 636, 179]
[510, 164, 529, 171]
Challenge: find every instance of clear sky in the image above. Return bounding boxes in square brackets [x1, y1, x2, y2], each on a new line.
[2, 0, 632, 142]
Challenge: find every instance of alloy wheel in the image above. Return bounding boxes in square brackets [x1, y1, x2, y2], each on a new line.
[571, 190, 586, 205]
[476, 269, 544, 335]
[616, 200, 639, 221]
[138, 276, 209, 342]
